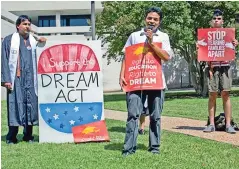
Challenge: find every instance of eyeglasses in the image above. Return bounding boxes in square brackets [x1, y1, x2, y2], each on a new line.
[213, 17, 222, 20]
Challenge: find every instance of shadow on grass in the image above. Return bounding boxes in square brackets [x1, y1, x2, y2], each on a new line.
[1, 134, 39, 142]
[108, 126, 125, 133]
[104, 143, 147, 151]
[174, 126, 205, 131]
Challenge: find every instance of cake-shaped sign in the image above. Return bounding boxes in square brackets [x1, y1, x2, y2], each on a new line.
[37, 41, 109, 143]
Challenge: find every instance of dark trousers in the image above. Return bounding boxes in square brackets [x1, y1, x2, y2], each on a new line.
[6, 125, 34, 142]
[123, 90, 165, 154]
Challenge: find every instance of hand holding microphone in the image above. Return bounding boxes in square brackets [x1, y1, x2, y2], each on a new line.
[140, 25, 158, 36]
[140, 25, 158, 44]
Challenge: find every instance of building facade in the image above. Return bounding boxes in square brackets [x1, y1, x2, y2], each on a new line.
[1, 1, 123, 100]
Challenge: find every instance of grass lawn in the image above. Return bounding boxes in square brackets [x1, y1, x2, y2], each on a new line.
[1, 101, 239, 169]
[104, 94, 239, 123]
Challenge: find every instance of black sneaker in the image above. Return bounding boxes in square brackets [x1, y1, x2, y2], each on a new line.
[122, 151, 134, 157]
[6, 140, 17, 145]
[122, 152, 130, 157]
[148, 148, 160, 155]
[23, 136, 34, 142]
[23, 139, 35, 143]
[152, 151, 160, 155]
[138, 129, 145, 135]
[23, 136, 35, 143]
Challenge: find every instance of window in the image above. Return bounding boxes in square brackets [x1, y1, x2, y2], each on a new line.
[61, 33, 72, 35]
[61, 15, 91, 27]
[38, 16, 56, 27]
[38, 33, 51, 36]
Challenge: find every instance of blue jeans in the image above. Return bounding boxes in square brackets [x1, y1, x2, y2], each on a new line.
[123, 90, 165, 153]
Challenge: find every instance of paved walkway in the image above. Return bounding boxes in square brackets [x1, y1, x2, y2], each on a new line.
[104, 109, 239, 146]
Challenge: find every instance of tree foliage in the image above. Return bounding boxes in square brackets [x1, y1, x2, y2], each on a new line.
[96, 1, 239, 95]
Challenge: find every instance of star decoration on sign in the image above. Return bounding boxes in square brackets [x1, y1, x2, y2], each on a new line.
[45, 107, 51, 113]
[74, 106, 79, 112]
[93, 114, 98, 120]
[89, 106, 94, 111]
[69, 120, 75, 125]
[39, 103, 103, 134]
[47, 118, 52, 123]
[78, 116, 83, 122]
[63, 111, 68, 116]
[53, 114, 59, 120]
[60, 123, 65, 129]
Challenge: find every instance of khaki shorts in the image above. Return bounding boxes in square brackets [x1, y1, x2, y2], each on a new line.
[207, 66, 232, 92]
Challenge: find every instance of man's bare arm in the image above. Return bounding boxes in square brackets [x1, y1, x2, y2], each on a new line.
[146, 29, 169, 61]
[119, 58, 127, 88]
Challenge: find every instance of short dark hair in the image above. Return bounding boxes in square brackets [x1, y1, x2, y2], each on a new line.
[16, 15, 31, 30]
[213, 9, 223, 17]
[145, 7, 163, 20]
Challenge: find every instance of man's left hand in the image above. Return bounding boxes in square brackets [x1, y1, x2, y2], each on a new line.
[38, 37, 47, 43]
[232, 39, 238, 47]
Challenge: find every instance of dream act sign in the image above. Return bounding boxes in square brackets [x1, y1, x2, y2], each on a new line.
[37, 41, 109, 143]
[197, 28, 235, 61]
[123, 42, 163, 92]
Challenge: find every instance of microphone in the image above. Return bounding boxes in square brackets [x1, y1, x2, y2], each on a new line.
[140, 25, 158, 36]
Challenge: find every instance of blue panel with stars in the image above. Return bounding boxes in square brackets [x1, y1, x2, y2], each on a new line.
[39, 102, 102, 133]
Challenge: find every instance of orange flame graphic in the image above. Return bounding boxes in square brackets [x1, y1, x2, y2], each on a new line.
[82, 126, 100, 134]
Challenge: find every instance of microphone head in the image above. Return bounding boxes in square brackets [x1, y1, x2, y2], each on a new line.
[144, 25, 157, 33]
[141, 25, 158, 36]
[148, 25, 154, 30]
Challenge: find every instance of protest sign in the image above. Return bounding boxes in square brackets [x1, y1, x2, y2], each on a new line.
[37, 41, 109, 143]
[197, 28, 235, 61]
[123, 43, 163, 92]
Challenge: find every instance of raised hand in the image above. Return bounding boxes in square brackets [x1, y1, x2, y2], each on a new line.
[4, 82, 12, 90]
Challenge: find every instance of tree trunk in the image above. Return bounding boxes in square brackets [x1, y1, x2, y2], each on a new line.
[185, 45, 208, 97]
